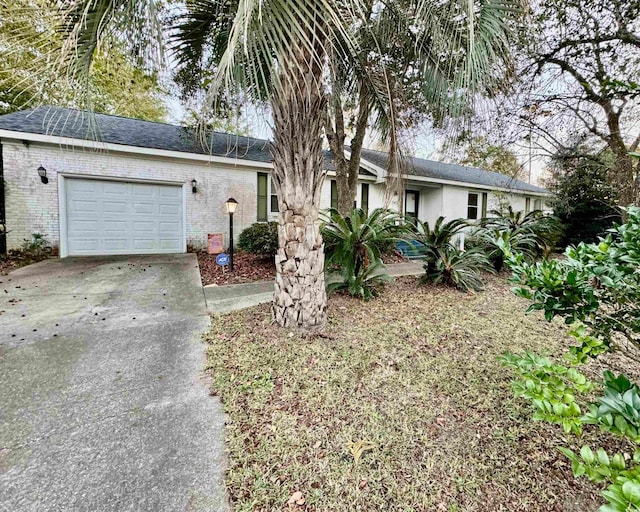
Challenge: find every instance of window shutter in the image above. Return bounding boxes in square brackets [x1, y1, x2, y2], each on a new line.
[257, 173, 268, 221]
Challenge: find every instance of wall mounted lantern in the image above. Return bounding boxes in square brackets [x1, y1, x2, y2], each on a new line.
[191, 179, 198, 193]
[37, 166, 48, 184]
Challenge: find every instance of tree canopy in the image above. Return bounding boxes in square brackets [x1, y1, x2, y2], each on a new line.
[0, 0, 167, 121]
[490, 0, 640, 207]
[443, 136, 525, 179]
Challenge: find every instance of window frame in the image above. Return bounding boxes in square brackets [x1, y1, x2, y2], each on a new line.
[467, 192, 479, 220]
[361, 183, 369, 212]
[330, 180, 338, 210]
[533, 198, 542, 211]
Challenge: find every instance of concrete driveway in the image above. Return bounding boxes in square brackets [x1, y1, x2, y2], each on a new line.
[0, 254, 227, 512]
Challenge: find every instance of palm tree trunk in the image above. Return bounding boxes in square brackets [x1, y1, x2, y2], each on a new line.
[270, 56, 328, 330]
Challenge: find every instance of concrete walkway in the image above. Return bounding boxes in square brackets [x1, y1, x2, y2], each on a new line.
[0, 255, 227, 512]
[204, 260, 424, 313]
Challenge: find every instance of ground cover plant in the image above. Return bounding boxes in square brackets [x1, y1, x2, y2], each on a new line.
[205, 274, 635, 511]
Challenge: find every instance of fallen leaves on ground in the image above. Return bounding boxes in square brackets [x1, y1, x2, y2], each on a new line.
[206, 274, 620, 511]
[197, 251, 274, 286]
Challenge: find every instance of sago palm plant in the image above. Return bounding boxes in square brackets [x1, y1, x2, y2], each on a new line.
[474, 207, 564, 269]
[414, 216, 493, 291]
[322, 207, 408, 299]
[39, 0, 523, 329]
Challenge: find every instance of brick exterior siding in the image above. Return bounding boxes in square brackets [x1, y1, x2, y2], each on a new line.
[2, 141, 261, 252]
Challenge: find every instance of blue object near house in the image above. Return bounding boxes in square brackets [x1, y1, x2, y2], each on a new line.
[216, 253, 230, 266]
[396, 240, 429, 259]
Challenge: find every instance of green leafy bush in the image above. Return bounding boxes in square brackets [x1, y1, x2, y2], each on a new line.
[499, 351, 593, 435]
[322, 207, 408, 299]
[415, 216, 493, 291]
[326, 259, 392, 300]
[558, 445, 630, 483]
[559, 445, 640, 512]
[548, 148, 621, 247]
[500, 207, 640, 360]
[583, 372, 640, 443]
[237, 222, 278, 257]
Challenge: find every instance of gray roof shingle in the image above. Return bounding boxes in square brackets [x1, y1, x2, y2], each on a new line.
[359, 147, 548, 194]
[0, 106, 547, 193]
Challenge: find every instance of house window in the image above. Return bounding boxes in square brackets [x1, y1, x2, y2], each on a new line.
[525, 197, 531, 213]
[467, 192, 479, 220]
[361, 183, 369, 212]
[534, 198, 542, 211]
[270, 179, 279, 213]
[481, 192, 488, 218]
[330, 180, 338, 209]
[257, 172, 268, 221]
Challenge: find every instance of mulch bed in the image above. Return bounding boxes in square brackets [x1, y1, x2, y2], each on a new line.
[197, 251, 275, 286]
[197, 249, 409, 286]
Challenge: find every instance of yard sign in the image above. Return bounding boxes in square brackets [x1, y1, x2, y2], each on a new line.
[207, 233, 224, 254]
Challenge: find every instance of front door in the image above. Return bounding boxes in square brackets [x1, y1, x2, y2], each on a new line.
[405, 190, 419, 225]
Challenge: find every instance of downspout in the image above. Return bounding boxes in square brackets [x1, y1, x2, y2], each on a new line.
[0, 142, 5, 255]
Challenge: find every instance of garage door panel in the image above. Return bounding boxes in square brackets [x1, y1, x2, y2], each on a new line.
[68, 180, 99, 193]
[158, 204, 180, 215]
[159, 187, 181, 199]
[132, 240, 154, 250]
[133, 221, 156, 233]
[159, 221, 180, 232]
[103, 181, 129, 195]
[65, 179, 184, 256]
[103, 220, 128, 234]
[69, 239, 101, 252]
[131, 183, 156, 196]
[159, 239, 182, 250]
[68, 199, 100, 214]
[103, 201, 129, 214]
[103, 238, 131, 251]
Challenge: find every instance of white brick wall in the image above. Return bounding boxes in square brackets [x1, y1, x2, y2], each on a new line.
[1, 138, 548, 255]
[2, 141, 261, 252]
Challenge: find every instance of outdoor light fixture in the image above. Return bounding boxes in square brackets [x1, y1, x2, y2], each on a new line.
[191, 179, 197, 193]
[37, 166, 48, 184]
[225, 198, 238, 271]
[225, 197, 238, 214]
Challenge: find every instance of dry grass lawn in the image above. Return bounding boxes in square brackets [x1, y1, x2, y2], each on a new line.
[205, 275, 630, 512]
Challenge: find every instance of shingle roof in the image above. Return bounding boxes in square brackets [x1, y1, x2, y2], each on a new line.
[0, 106, 346, 172]
[0, 106, 547, 193]
[359, 147, 548, 194]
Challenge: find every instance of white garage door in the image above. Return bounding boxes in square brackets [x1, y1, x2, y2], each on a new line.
[64, 178, 184, 256]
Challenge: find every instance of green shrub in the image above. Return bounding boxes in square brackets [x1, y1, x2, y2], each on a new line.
[500, 207, 640, 361]
[582, 371, 640, 443]
[414, 217, 493, 291]
[321, 208, 409, 299]
[326, 259, 392, 300]
[499, 351, 593, 435]
[237, 222, 278, 258]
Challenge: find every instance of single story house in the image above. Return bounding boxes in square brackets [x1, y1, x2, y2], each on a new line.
[0, 106, 549, 257]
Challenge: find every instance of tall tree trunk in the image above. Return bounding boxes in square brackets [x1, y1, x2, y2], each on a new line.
[604, 111, 638, 215]
[325, 85, 370, 216]
[270, 54, 328, 331]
